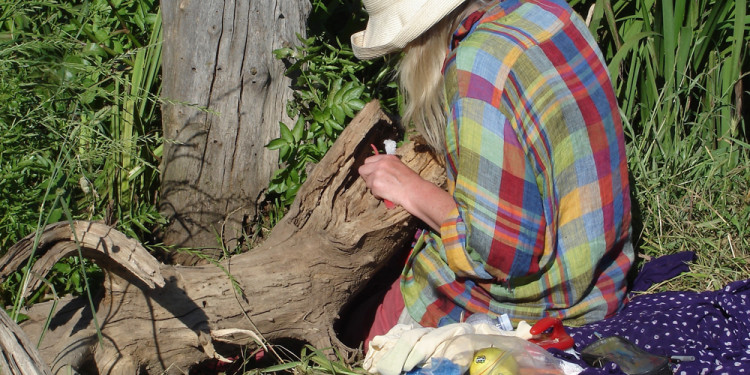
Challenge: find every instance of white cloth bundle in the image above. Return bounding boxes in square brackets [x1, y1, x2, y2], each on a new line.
[364, 320, 533, 375]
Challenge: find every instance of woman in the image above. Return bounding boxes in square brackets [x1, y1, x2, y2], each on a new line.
[355, 0, 634, 341]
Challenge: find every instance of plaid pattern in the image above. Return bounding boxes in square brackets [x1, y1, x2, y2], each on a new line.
[401, 0, 634, 327]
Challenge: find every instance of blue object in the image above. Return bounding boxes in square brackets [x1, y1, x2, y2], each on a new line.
[406, 357, 463, 375]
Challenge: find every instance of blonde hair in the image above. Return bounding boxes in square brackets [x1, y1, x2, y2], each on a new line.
[399, 0, 485, 158]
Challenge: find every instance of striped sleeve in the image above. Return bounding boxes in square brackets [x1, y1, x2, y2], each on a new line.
[440, 94, 546, 282]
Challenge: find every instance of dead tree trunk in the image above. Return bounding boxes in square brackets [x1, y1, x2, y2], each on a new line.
[159, 0, 311, 263]
[0, 102, 445, 374]
[0, 309, 52, 375]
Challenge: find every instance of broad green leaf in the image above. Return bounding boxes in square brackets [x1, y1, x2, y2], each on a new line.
[292, 116, 305, 143]
[331, 105, 345, 124]
[279, 122, 294, 143]
[342, 103, 355, 118]
[312, 107, 329, 123]
[322, 119, 333, 137]
[265, 137, 288, 150]
[349, 99, 366, 111]
[329, 119, 343, 131]
[279, 144, 291, 161]
[53, 262, 71, 274]
[342, 85, 364, 102]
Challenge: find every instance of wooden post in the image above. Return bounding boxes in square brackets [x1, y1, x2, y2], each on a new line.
[159, 0, 311, 263]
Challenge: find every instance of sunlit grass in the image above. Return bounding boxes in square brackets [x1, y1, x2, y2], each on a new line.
[570, 0, 749, 292]
[0, 0, 163, 309]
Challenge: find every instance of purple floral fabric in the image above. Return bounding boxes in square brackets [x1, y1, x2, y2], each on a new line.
[552, 278, 750, 374]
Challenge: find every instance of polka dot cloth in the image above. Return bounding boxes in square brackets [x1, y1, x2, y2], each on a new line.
[552, 279, 750, 374]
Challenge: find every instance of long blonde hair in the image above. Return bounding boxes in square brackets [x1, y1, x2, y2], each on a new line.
[399, 0, 486, 158]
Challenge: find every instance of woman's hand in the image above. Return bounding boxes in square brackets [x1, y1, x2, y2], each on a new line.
[358, 155, 415, 207]
[358, 154, 456, 231]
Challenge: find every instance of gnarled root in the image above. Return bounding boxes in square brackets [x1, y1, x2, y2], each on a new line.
[0, 101, 446, 374]
[0, 221, 164, 297]
[0, 308, 52, 375]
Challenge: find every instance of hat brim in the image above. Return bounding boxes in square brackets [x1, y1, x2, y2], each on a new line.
[351, 0, 467, 60]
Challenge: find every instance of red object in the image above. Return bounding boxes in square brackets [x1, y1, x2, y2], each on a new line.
[529, 317, 574, 350]
[369, 144, 396, 209]
[364, 277, 405, 351]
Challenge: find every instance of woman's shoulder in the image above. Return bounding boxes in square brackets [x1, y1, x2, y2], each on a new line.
[449, 0, 595, 79]
[464, 0, 578, 50]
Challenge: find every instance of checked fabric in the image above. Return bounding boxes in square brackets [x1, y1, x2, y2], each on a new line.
[401, 0, 634, 328]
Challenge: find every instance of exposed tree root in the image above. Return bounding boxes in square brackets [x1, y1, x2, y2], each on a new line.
[0, 102, 445, 374]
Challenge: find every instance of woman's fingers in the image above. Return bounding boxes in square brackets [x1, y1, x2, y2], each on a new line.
[361, 154, 389, 165]
[358, 154, 455, 229]
[358, 155, 414, 204]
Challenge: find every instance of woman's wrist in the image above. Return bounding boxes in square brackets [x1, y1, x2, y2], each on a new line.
[401, 177, 456, 232]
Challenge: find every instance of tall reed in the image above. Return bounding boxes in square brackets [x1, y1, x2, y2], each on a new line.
[0, 0, 163, 307]
[570, 0, 749, 290]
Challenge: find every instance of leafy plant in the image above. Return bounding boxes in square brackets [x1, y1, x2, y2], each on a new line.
[1, 256, 104, 310]
[260, 0, 400, 213]
[0, 0, 163, 306]
[266, 33, 398, 209]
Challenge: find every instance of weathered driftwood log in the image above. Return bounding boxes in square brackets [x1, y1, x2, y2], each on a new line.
[0, 102, 445, 374]
[0, 308, 52, 375]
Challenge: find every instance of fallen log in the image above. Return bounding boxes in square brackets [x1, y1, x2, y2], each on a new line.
[0, 308, 52, 375]
[0, 101, 445, 374]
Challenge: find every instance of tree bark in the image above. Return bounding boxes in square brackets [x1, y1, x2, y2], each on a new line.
[0, 309, 52, 375]
[159, 0, 311, 263]
[0, 102, 446, 374]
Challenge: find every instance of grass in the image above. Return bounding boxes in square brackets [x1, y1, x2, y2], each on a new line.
[0, 0, 747, 372]
[569, 0, 750, 292]
[0, 0, 163, 309]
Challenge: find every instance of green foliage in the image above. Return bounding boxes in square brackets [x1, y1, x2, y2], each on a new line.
[569, 0, 750, 290]
[0, 0, 163, 306]
[266, 14, 399, 209]
[0, 257, 103, 310]
[262, 0, 399, 212]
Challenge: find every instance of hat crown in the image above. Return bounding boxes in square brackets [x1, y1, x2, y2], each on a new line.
[362, 0, 409, 14]
[352, 0, 467, 59]
[364, 0, 429, 16]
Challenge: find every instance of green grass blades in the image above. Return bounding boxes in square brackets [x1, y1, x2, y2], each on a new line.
[571, 0, 750, 292]
[259, 345, 364, 375]
[582, 0, 747, 159]
[0, 0, 163, 306]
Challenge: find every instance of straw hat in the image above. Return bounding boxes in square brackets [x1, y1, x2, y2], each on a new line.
[351, 0, 468, 60]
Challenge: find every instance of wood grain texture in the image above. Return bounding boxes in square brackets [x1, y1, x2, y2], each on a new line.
[1, 102, 447, 374]
[0, 309, 52, 375]
[159, 0, 311, 261]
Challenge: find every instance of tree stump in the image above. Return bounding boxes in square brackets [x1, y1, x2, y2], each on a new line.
[0, 308, 52, 375]
[159, 0, 312, 262]
[0, 102, 445, 374]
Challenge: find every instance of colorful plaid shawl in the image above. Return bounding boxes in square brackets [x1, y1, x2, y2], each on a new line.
[401, 0, 634, 327]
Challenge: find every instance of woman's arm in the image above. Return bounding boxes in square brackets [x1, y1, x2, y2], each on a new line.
[358, 154, 456, 231]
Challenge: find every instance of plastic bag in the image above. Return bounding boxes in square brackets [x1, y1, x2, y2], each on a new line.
[407, 334, 580, 375]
